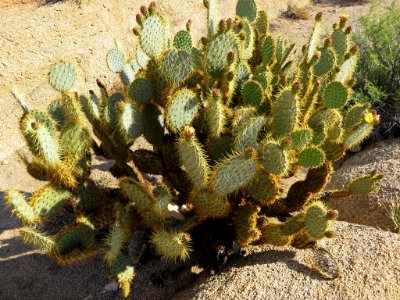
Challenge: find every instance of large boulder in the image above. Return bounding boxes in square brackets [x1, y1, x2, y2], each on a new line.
[326, 138, 400, 231]
[173, 222, 400, 300]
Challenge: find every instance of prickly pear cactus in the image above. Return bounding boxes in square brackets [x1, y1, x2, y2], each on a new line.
[4, 1, 383, 297]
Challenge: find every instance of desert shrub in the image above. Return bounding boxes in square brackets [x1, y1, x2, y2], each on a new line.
[282, 4, 310, 20]
[352, 2, 400, 140]
[4, 0, 383, 297]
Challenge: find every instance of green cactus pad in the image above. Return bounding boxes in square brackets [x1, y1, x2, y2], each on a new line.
[30, 109, 57, 135]
[235, 62, 251, 92]
[142, 103, 165, 147]
[18, 227, 55, 253]
[234, 204, 258, 246]
[151, 230, 191, 261]
[206, 32, 240, 78]
[136, 45, 150, 69]
[162, 49, 193, 83]
[166, 89, 199, 132]
[5, 190, 35, 223]
[205, 93, 226, 138]
[236, 0, 257, 21]
[348, 172, 383, 195]
[20, 114, 60, 166]
[343, 123, 373, 150]
[55, 227, 83, 255]
[336, 54, 357, 83]
[117, 102, 143, 140]
[60, 122, 91, 158]
[129, 78, 154, 105]
[49, 62, 76, 92]
[232, 107, 257, 136]
[190, 189, 230, 218]
[309, 109, 342, 133]
[241, 20, 255, 59]
[343, 104, 366, 133]
[109, 253, 135, 297]
[140, 15, 165, 59]
[107, 48, 125, 73]
[79, 94, 101, 126]
[272, 89, 299, 139]
[306, 17, 321, 62]
[104, 93, 124, 129]
[298, 147, 325, 168]
[234, 116, 266, 152]
[259, 218, 290, 246]
[121, 64, 136, 85]
[259, 142, 289, 175]
[246, 170, 279, 204]
[322, 140, 344, 161]
[262, 36, 275, 66]
[178, 131, 210, 188]
[305, 201, 329, 239]
[314, 48, 336, 77]
[120, 177, 154, 212]
[323, 82, 349, 109]
[331, 29, 348, 62]
[291, 129, 313, 150]
[242, 80, 264, 107]
[281, 212, 306, 235]
[212, 154, 257, 197]
[47, 99, 67, 129]
[173, 31, 192, 52]
[255, 10, 269, 35]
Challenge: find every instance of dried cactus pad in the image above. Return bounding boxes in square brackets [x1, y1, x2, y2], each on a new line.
[49, 62, 76, 92]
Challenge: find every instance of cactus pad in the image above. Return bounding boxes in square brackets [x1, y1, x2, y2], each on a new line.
[162, 49, 193, 83]
[107, 48, 125, 73]
[212, 154, 257, 197]
[234, 116, 266, 152]
[262, 36, 275, 66]
[129, 78, 154, 105]
[323, 82, 349, 109]
[314, 48, 336, 77]
[173, 31, 192, 52]
[246, 170, 279, 204]
[259, 142, 289, 175]
[190, 189, 230, 218]
[272, 90, 299, 139]
[305, 201, 329, 239]
[298, 147, 325, 168]
[151, 230, 191, 261]
[242, 80, 264, 107]
[49, 62, 76, 92]
[236, 0, 257, 22]
[166, 89, 199, 132]
[291, 129, 313, 150]
[140, 15, 165, 59]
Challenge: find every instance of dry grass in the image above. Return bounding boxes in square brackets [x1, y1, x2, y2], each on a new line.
[282, 4, 310, 20]
[386, 198, 400, 233]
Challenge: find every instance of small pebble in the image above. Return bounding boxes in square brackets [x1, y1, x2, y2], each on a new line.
[104, 282, 119, 292]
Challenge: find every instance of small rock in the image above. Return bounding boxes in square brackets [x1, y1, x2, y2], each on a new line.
[104, 282, 119, 292]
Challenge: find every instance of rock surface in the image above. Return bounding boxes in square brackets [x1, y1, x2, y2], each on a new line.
[173, 222, 400, 300]
[326, 138, 400, 231]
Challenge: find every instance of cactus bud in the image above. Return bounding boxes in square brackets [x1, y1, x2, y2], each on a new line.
[203, 0, 209, 9]
[238, 21, 244, 30]
[227, 71, 235, 81]
[133, 27, 140, 36]
[325, 230, 335, 238]
[340, 14, 349, 25]
[201, 37, 208, 45]
[31, 122, 38, 129]
[227, 51, 235, 65]
[301, 44, 307, 53]
[149, 2, 157, 12]
[183, 126, 196, 138]
[364, 102, 372, 109]
[347, 76, 357, 87]
[219, 19, 227, 33]
[96, 78, 105, 88]
[350, 45, 359, 55]
[140, 5, 148, 15]
[226, 18, 233, 30]
[282, 137, 292, 149]
[116, 101, 124, 108]
[186, 19, 192, 32]
[315, 12, 323, 22]
[328, 210, 338, 219]
[314, 51, 321, 60]
[244, 147, 257, 158]
[316, 80, 321, 88]
[344, 52, 352, 60]
[293, 81, 302, 94]
[345, 26, 352, 35]
[333, 23, 339, 30]
[238, 33, 246, 40]
[212, 88, 221, 97]
[89, 90, 95, 95]
[324, 37, 333, 48]
[136, 14, 144, 27]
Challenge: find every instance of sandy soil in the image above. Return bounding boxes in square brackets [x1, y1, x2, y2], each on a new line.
[0, 0, 397, 299]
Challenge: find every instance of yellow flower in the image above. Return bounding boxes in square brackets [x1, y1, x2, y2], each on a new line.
[364, 112, 374, 124]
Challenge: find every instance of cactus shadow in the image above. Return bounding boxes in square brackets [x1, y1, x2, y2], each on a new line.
[224, 249, 321, 280]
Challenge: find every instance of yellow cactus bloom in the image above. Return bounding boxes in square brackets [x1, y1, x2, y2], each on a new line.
[364, 112, 374, 124]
